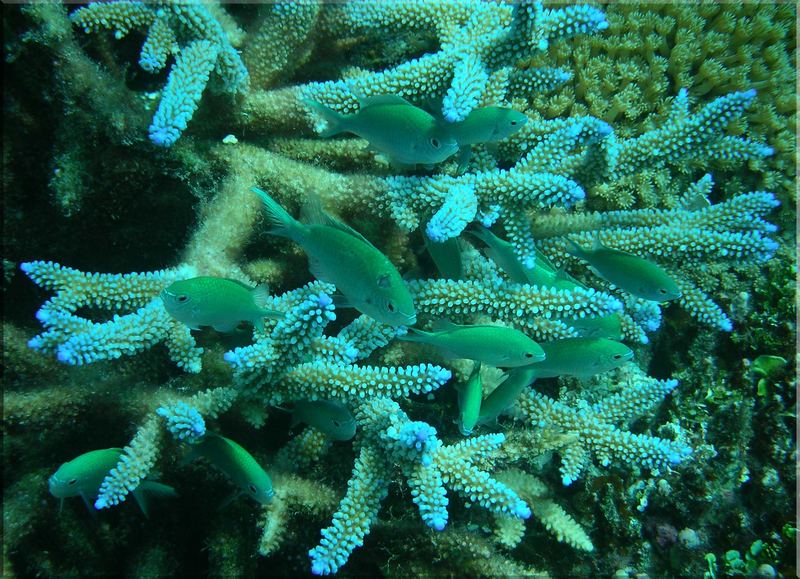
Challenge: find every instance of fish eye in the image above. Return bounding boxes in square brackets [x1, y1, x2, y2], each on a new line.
[613, 354, 623, 360]
[524, 352, 534, 358]
[249, 483, 257, 494]
[387, 302, 396, 313]
[430, 138, 440, 148]
[659, 288, 668, 294]
[68, 478, 77, 486]
[332, 420, 342, 428]
[510, 120, 518, 125]
[177, 295, 189, 303]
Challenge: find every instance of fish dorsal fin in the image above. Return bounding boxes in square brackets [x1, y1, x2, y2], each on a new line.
[402, 267, 423, 281]
[359, 94, 413, 110]
[302, 196, 374, 245]
[432, 318, 461, 333]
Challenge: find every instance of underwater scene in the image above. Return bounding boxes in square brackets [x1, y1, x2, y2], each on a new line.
[2, 1, 797, 577]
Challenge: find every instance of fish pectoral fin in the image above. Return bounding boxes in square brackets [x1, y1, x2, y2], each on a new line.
[330, 294, 354, 309]
[387, 158, 416, 172]
[79, 492, 99, 520]
[455, 147, 473, 174]
[212, 321, 240, 333]
[251, 283, 272, 307]
[79, 492, 93, 512]
[402, 267, 423, 281]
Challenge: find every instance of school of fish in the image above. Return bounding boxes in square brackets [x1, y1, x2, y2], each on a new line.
[54, 96, 679, 517]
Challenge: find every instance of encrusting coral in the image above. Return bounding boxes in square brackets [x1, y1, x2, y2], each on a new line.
[3, 0, 794, 577]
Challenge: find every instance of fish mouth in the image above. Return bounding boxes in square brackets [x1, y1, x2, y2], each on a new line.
[403, 313, 417, 326]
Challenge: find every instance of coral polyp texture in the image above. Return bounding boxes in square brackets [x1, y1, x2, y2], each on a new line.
[3, 1, 795, 578]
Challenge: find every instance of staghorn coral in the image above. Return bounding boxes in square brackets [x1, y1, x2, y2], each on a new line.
[531, 175, 780, 332]
[70, 0, 248, 146]
[3, 1, 795, 577]
[524, 2, 796, 209]
[515, 364, 692, 486]
[494, 468, 594, 552]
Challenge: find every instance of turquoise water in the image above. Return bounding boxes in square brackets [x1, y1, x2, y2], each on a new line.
[3, 2, 796, 577]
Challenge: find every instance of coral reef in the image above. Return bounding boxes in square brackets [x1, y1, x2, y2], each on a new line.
[3, 1, 795, 577]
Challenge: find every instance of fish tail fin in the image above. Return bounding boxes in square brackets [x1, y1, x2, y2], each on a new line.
[562, 237, 585, 258]
[134, 481, 178, 516]
[132, 488, 150, 518]
[252, 187, 302, 239]
[139, 481, 179, 498]
[304, 99, 346, 138]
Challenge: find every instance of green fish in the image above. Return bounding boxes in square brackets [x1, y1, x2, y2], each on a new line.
[565, 238, 681, 302]
[290, 399, 356, 441]
[476, 367, 538, 427]
[528, 337, 633, 378]
[424, 235, 464, 280]
[253, 187, 416, 326]
[443, 107, 528, 170]
[467, 226, 584, 291]
[446, 106, 528, 146]
[466, 226, 533, 285]
[565, 313, 623, 341]
[49, 448, 177, 516]
[399, 320, 545, 367]
[186, 433, 274, 505]
[305, 95, 458, 168]
[161, 276, 283, 333]
[454, 362, 483, 436]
